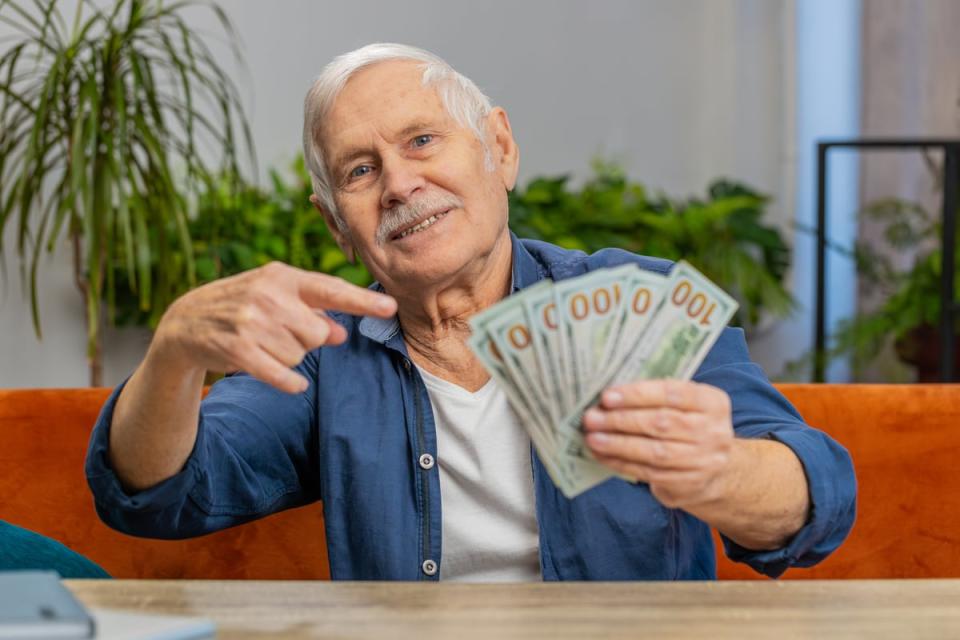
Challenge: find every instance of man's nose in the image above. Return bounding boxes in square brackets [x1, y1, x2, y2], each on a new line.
[379, 155, 426, 210]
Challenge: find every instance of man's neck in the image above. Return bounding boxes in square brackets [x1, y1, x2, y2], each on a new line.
[393, 231, 513, 388]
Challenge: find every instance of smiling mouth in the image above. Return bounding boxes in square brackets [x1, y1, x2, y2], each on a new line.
[392, 209, 451, 241]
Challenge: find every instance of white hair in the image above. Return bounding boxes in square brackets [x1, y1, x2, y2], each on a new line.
[302, 43, 494, 231]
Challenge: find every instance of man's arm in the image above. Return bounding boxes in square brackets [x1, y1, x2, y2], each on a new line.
[105, 262, 397, 493]
[684, 438, 809, 550]
[583, 381, 808, 550]
[109, 344, 206, 493]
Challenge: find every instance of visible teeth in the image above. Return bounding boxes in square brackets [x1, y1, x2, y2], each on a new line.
[398, 212, 446, 239]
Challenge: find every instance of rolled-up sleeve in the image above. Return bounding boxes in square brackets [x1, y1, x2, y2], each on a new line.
[694, 329, 857, 578]
[85, 356, 321, 540]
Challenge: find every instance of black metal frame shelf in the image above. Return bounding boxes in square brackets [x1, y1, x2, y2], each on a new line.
[815, 138, 960, 382]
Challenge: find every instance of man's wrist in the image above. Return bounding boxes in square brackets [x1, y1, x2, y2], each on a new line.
[147, 324, 204, 382]
[677, 437, 748, 517]
[687, 439, 810, 551]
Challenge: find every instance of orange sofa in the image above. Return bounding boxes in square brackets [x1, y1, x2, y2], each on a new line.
[2, 385, 958, 579]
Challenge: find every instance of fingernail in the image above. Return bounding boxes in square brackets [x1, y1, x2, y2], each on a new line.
[584, 408, 605, 427]
[603, 390, 623, 407]
[587, 432, 610, 447]
[377, 296, 396, 313]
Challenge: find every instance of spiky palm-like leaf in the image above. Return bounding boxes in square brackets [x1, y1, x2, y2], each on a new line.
[0, 0, 253, 385]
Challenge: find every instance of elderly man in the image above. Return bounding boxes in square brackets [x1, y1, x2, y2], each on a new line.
[86, 43, 855, 581]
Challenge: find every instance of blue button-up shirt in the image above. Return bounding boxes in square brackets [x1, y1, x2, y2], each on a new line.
[86, 235, 856, 580]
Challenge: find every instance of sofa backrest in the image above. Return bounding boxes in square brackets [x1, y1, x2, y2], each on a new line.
[1, 388, 329, 579]
[1, 385, 958, 579]
[718, 383, 960, 579]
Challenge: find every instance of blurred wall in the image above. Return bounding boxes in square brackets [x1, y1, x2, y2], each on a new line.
[0, 0, 796, 387]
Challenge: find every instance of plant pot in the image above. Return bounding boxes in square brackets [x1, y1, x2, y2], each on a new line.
[893, 324, 960, 382]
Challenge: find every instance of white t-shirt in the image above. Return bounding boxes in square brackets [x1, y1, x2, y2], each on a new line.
[418, 367, 541, 582]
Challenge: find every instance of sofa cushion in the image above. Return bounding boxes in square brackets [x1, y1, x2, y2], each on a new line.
[0, 388, 329, 579]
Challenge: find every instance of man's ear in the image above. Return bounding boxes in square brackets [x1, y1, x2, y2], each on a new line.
[309, 194, 356, 264]
[486, 107, 520, 192]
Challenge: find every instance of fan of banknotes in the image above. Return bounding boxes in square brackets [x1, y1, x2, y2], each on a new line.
[467, 261, 738, 498]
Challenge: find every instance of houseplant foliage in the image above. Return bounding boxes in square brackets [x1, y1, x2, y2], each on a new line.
[112, 158, 794, 336]
[108, 158, 794, 336]
[508, 160, 795, 331]
[0, 0, 252, 385]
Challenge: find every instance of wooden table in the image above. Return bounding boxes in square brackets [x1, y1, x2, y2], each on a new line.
[65, 579, 960, 639]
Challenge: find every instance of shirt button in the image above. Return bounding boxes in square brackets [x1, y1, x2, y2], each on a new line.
[422, 559, 438, 576]
[418, 453, 435, 470]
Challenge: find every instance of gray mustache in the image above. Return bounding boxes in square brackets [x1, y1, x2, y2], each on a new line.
[376, 193, 464, 246]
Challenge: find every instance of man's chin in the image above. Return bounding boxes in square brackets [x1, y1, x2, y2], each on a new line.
[377, 250, 473, 291]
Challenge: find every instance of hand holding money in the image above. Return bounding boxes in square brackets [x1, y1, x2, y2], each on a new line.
[467, 260, 738, 498]
[582, 379, 735, 509]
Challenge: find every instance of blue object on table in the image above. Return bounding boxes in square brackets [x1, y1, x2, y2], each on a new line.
[0, 570, 95, 638]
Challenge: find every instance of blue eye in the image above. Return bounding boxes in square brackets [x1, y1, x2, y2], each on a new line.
[350, 165, 372, 179]
[413, 134, 433, 148]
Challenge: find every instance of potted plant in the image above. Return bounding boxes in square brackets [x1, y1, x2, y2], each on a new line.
[0, 0, 252, 385]
[826, 196, 960, 381]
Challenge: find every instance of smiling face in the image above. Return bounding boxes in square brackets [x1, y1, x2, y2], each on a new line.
[312, 59, 519, 293]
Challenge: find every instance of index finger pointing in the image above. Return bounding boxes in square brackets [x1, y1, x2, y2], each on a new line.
[295, 270, 397, 318]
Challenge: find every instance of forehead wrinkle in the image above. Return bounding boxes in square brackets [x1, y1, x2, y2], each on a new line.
[322, 62, 458, 173]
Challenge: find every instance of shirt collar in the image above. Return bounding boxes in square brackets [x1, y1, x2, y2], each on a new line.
[359, 232, 541, 345]
[510, 231, 543, 292]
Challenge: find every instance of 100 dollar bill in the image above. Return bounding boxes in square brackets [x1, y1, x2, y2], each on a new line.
[554, 266, 635, 409]
[555, 261, 738, 471]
